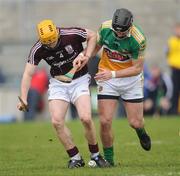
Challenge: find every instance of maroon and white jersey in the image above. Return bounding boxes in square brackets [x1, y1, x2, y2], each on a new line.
[28, 27, 88, 79]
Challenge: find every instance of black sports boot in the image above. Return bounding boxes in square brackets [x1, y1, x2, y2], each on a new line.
[68, 157, 85, 168]
[91, 154, 110, 168]
[139, 133, 151, 151]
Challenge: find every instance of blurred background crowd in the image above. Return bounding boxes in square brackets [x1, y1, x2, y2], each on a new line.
[0, 0, 179, 122]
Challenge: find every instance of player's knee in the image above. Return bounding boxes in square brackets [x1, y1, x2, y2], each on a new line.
[129, 118, 143, 129]
[100, 117, 112, 130]
[80, 114, 92, 127]
[51, 117, 64, 130]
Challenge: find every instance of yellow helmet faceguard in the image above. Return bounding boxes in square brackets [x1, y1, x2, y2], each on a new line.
[37, 19, 59, 45]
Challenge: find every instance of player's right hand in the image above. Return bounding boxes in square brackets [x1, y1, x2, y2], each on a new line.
[17, 98, 28, 112]
[94, 68, 112, 81]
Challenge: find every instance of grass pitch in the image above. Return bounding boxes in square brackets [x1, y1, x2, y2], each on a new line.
[0, 117, 180, 176]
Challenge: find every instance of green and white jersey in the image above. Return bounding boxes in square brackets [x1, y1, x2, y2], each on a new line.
[97, 20, 146, 71]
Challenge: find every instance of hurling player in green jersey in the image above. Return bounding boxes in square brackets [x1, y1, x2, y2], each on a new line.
[93, 8, 151, 166]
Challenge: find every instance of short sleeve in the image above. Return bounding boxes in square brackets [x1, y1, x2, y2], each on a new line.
[131, 38, 146, 60]
[27, 42, 42, 65]
[73, 27, 87, 43]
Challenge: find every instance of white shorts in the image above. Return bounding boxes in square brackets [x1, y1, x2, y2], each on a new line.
[48, 74, 91, 104]
[97, 73, 144, 102]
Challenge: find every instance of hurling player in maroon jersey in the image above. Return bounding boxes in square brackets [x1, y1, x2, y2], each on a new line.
[17, 19, 109, 168]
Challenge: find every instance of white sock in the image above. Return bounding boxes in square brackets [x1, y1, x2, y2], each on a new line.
[91, 152, 99, 159]
[71, 153, 81, 160]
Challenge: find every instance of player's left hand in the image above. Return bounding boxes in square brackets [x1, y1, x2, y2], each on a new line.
[94, 68, 112, 81]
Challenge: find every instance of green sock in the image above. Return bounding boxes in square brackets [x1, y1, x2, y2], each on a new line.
[103, 146, 114, 166]
[135, 128, 146, 139]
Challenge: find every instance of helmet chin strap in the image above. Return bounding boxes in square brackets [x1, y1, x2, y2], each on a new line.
[114, 31, 131, 40]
